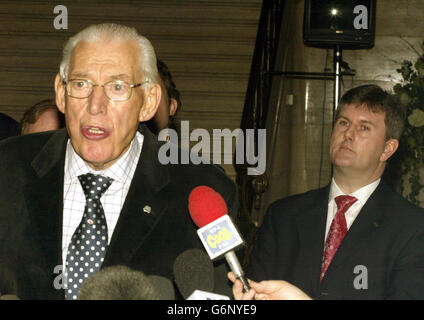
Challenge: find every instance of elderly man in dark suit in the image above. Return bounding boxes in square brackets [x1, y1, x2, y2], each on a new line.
[0, 23, 236, 299]
[230, 84, 424, 300]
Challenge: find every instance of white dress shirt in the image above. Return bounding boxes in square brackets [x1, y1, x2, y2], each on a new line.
[325, 178, 381, 240]
[62, 131, 143, 267]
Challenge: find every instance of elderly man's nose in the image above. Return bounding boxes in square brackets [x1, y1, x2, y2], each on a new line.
[87, 86, 107, 114]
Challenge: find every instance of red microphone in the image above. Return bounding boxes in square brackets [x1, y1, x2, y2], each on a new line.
[188, 186, 250, 293]
[188, 185, 228, 227]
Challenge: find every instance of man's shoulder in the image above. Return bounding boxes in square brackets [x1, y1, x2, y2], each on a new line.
[168, 163, 236, 197]
[166, 162, 238, 212]
[142, 125, 235, 190]
[268, 186, 328, 214]
[0, 131, 51, 165]
[169, 162, 232, 182]
[0, 130, 57, 157]
[0, 129, 66, 176]
[376, 181, 424, 223]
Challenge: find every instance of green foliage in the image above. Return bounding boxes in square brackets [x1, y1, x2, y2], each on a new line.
[391, 46, 424, 207]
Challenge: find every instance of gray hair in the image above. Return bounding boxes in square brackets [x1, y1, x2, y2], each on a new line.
[59, 23, 159, 86]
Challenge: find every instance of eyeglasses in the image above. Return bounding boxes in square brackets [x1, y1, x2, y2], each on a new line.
[63, 79, 149, 101]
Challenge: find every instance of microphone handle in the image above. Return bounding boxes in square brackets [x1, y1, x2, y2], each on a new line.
[224, 251, 251, 293]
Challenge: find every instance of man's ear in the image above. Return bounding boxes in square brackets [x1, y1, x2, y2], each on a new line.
[139, 83, 161, 122]
[169, 98, 178, 116]
[55, 73, 66, 114]
[380, 138, 399, 162]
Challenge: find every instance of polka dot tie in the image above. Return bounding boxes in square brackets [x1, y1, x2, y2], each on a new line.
[65, 173, 113, 300]
[320, 195, 357, 282]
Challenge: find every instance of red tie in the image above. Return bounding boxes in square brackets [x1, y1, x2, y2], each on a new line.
[320, 195, 358, 281]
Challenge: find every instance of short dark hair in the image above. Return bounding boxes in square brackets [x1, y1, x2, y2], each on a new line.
[20, 99, 65, 134]
[336, 84, 405, 140]
[157, 59, 181, 112]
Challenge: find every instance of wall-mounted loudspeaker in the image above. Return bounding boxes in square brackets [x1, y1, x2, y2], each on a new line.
[303, 0, 376, 49]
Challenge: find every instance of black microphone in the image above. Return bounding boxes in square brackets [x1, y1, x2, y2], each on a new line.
[173, 249, 215, 299]
[77, 265, 173, 300]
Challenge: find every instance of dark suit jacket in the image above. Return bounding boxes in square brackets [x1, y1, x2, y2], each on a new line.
[248, 182, 424, 299]
[0, 125, 237, 299]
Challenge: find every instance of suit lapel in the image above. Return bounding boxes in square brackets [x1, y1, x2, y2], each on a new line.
[24, 129, 68, 266]
[22, 129, 68, 297]
[103, 125, 171, 267]
[23, 166, 64, 269]
[295, 186, 329, 295]
[323, 182, 386, 277]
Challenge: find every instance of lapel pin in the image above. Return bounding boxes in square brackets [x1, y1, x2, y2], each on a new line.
[143, 205, 152, 214]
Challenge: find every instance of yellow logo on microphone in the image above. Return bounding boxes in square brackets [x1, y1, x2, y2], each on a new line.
[197, 215, 244, 260]
[207, 227, 233, 249]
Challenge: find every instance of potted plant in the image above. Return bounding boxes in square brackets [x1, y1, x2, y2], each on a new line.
[389, 45, 424, 208]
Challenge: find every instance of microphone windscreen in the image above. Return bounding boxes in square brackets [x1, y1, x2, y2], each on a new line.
[173, 248, 215, 299]
[77, 265, 162, 300]
[188, 186, 228, 227]
[147, 275, 175, 300]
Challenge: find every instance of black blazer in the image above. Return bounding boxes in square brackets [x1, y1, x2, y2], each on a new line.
[248, 182, 424, 299]
[0, 125, 237, 299]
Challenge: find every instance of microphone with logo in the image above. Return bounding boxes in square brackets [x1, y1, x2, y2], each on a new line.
[188, 186, 250, 293]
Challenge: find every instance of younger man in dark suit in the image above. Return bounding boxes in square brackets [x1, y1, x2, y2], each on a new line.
[230, 84, 424, 299]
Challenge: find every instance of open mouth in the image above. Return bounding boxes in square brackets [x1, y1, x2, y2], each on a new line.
[82, 126, 110, 140]
[88, 128, 104, 134]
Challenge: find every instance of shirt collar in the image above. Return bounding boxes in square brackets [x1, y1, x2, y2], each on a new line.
[329, 177, 381, 206]
[65, 131, 143, 183]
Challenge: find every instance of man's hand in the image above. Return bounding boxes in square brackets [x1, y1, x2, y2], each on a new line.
[249, 279, 313, 300]
[227, 272, 312, 300]
[227, 271, 256, 300]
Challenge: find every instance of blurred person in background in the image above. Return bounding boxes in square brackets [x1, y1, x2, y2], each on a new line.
[20, 99, 65, 134]
[146, 59, 181, 140]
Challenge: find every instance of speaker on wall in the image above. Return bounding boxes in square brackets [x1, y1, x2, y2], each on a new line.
[303, 0, 376, 49]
